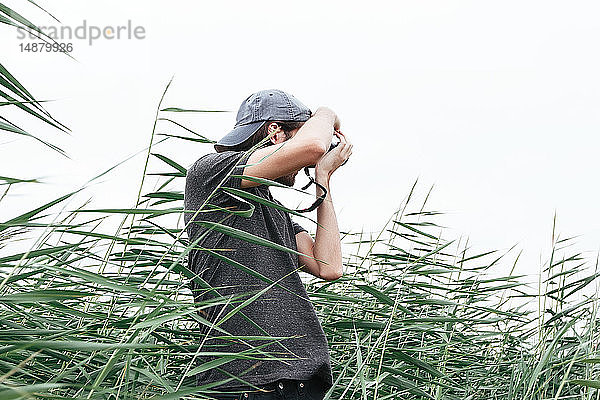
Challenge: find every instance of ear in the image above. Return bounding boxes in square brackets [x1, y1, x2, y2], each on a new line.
[268, 123, 286, 144]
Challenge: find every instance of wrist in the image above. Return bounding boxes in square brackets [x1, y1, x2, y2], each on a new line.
[315, 168, 331, 184]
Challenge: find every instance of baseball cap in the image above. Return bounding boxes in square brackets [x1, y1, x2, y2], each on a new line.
[215, 89, 312, 149]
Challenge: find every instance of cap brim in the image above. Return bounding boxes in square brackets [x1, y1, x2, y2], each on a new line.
[215, 121, 264, 148]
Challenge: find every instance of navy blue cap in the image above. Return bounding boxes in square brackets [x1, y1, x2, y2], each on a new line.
[215, 89, 312, 149]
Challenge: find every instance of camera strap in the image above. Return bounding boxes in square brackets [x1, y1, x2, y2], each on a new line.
[293, 167, 327, 213]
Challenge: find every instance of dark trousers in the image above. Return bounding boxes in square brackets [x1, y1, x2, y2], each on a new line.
[210, 376, 328, 400]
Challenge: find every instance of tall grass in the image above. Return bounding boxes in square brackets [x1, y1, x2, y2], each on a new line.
[1, 1, 71, 157]
[2, 3, 599, 399]
[1, 79, 600, 400]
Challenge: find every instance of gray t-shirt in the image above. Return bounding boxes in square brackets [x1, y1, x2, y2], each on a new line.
[184, 150, 333, 391]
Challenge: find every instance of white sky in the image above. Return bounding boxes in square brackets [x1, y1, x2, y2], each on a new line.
[1, 0, 599, 280]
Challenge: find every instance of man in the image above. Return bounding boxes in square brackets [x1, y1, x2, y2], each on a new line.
[184, 89, 352, 400]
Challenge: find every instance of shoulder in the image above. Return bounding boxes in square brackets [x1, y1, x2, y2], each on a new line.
[193, 151, 244, 167]
[190, 151, 249, 176]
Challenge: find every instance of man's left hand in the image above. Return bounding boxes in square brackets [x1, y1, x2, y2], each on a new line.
[315, 130, 352, 178]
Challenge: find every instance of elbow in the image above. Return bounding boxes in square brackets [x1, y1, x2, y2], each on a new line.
[320, 267, 343, 282]
[305, 140, 327, 165]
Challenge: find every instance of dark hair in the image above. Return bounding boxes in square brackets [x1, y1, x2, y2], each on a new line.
[214, 120, 305, 153]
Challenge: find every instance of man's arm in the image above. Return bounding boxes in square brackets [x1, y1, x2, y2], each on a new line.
[296, 173, 342, 281]
[240, 107, 339, 188]
[296, 130, 352, 281]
